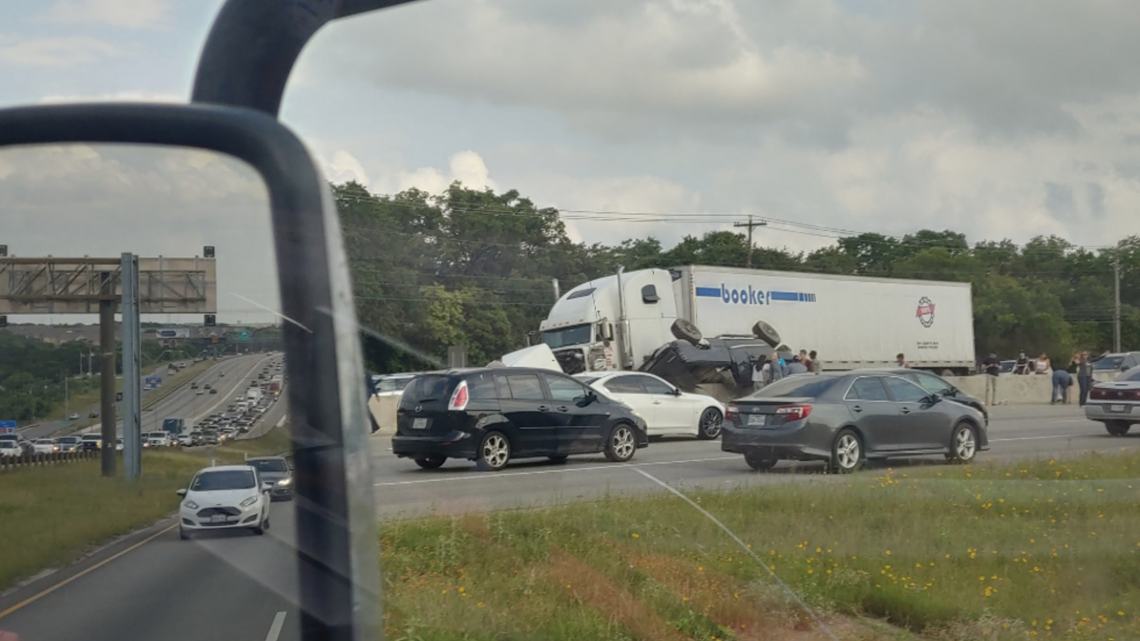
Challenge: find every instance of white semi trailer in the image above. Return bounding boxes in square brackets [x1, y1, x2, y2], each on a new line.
[539, 265, 976, 376]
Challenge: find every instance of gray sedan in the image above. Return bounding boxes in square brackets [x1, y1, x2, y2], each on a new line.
[246, 456, 293, 501]
[721, 371, 989, 472]
[1085, 365, 1140, 435]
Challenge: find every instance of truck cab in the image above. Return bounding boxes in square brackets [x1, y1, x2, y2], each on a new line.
[540, 269, 679, 374]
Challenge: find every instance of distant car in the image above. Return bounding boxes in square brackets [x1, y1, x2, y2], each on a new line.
[209, 388, 218, 395]
[80, 434, 103, 451]
[196, 389, 205, 396]
[393, 368, 648, 471]
[115, 438, 124, 452]
[1085, 366, 1140, 436]
[204, 384, 211, 390]
[177, 465, 272, 539]
[32, 438, 59, 454]
[219, 372, 225, 377]
[0, 436, 23, 458]
[190, 383, 199, 389]
[67, 413, 79, 421]
[371, 373, 418, 398]
[575, 372, 724, 439]
[246, 456, 293, 501]
[178, 433, 195, 447]
[1092, 352, 1140, 380]
[201, 431, 220, 446]
[56, 436, 81, 453]
[721, 372, 988, 473]
[144, 431, 172, 448]
[1000, 360, 1017, 374]
[88, 411, 99, 419]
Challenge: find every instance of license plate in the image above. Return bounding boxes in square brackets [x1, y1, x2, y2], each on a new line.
[1111, 404, 1127, 412]
[412, 418, 428, 430]
[747, 415, 767, 426]
[209, 515, 228, 523]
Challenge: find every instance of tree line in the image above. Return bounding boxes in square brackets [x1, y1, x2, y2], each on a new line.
[333, 180, 1140, 373]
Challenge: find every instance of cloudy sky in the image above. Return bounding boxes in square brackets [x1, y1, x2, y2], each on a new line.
[3, 0, 1140, 322]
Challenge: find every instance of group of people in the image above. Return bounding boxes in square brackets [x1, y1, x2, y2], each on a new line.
[981, 351, 1095, 406]
[751, 349, 821, 390]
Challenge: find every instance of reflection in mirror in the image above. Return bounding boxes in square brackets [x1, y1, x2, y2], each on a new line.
[0, 144, 301, 641]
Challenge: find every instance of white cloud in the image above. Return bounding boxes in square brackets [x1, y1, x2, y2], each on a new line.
[0, 35, 129, 66]
[40, 0, 171, 29]
[370, 150, 498, 195]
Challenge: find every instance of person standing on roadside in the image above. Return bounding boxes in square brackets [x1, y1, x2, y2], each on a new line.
[786, 354, 808, 375]
[763, 351, 785, 386]
[751, 358, 765, 393]
[1034, 353, 1050, 376]
[982, 352, 1000, 406]
[896, 353, 909, 368]
[1014, 351, 1030, 375]
[799, 349, 811, 370]
[1065, 352, 1080, 404]
[809, 350, 821, 373]
[1077, 350, 1093, 406]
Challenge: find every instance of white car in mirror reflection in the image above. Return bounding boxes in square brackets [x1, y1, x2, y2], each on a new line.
[177, 465, 271, 540]
[575, 372, 725, 440]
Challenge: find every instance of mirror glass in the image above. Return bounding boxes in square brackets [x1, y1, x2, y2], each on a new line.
[0, 143, 299, 640]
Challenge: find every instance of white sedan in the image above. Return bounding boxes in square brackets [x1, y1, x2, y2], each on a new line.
[32, 439, 59, 454]
[576, 372, 725, 439]
[177, 465, 272, 540]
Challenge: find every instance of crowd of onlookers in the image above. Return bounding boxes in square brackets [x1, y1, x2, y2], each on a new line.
[980, 350, 1096, 407]
[751, 349, 821, 390]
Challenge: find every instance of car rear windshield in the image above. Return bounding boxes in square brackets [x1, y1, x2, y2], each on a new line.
[1094, 356, 1124, 370]
[399, 375, 457, 409]
[0, 435, 18, 442]
[250, 459, 288, 472]
[377, 377, 415, 392]
[748, 376, 838, 399]
[191, 470, 255, 491]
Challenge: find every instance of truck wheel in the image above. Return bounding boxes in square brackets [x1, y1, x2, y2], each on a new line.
[751, 320, 781, 346]
[1106, 421, 1131, 437]
[670, 319, 703, 345]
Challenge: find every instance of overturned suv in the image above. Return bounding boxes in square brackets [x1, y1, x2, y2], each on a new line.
[392, 367, 649, 471]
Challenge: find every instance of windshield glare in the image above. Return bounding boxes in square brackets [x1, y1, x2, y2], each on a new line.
[1094, 356, 1124, 369]
[190, 471, 256, 492]
[250, 459, 288, 472]
[541, 324, 592, 349]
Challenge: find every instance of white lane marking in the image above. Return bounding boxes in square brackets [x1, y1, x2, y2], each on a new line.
[374, 455, 739, 487]
[991, 433, 1092, 442]
[265, 611, 287, 641]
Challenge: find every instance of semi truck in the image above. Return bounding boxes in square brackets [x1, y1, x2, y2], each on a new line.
[539, 266, 975, 387]
[162, 417, 187, 438]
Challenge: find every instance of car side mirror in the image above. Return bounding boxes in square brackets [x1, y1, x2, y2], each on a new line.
[673, 387, 683, 396]
[927, 394, 941, 405]
[176, 489, 187, 497]
[577, 392, 597, 407]
[262, 481, 274, 491]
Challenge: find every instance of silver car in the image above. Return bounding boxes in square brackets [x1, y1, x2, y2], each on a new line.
[1085, 365, 1140, 435]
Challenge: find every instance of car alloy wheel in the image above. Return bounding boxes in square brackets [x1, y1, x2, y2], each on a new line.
[949, 424, 977, 463]
[831, 430, 863, 473]
[605, 425, 636, 462]
[697, 408, 723, 440]
[477, 432, 511, 471]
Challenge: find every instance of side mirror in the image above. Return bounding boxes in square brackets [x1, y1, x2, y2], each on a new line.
[262, 481, 274, 491]
[927, 394, 942, 404]
[673, 387, 683, 396]
[577, 392, 597, 407]
[176, 489, 187, 497]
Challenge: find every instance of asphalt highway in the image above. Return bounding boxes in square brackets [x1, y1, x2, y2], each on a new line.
[1, 403, 1136, 641]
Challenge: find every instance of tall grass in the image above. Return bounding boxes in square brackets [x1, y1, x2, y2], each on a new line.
[381, 451, 1140, 641]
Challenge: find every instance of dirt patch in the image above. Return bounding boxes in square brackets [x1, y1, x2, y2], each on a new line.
[548, 550, 691, 641]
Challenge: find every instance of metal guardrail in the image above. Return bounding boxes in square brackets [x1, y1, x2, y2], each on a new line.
[0, 449, 105, 472]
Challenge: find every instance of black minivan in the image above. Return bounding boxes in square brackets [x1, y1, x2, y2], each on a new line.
[393, 367, 649, 471]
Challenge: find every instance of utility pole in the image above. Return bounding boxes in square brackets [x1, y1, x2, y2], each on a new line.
[734, 215, 768, 268]
[1114, 254, 1122, 353]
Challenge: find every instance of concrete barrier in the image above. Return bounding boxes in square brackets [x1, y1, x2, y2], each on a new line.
[946, 374, 1060, 404]
[368, 395, 400, 434]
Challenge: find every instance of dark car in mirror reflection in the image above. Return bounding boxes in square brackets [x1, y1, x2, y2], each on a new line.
[392, 367, 649, 471]
[722, 371, 988, 473]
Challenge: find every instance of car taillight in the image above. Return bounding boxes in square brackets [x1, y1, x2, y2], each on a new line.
[448, 381, 470, 411]
[1090, 387, 1107, 399]
[775, 405, 812, 420]
[725, 404, 739, 419]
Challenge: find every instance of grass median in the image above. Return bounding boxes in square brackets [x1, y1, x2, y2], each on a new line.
[0, 424, 289, 592]
[381, 450, 1140, 641]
